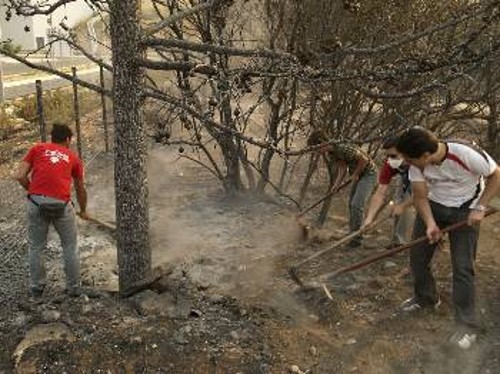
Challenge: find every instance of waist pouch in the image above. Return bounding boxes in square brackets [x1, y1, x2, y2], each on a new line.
[39, 202, 67, 219]
[28, 195, 68, 219]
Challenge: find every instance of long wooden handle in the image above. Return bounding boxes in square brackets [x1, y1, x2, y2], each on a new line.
[293, 215, 391, 268]
[298, 178, 351, 218]
[318, 208, 497, 281]
[87, 216, 116, 231]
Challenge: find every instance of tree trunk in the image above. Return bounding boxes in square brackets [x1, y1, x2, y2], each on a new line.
[110, 0, 151, 293]
[256, 99, 281, 194]
[486, 98, 499, 160]
[299, 153, 319, 204]
[317, 155, 337, 226]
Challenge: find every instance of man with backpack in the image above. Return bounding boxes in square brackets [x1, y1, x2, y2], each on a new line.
[13, 123, 89, 298]
[395, 126, 500, 349]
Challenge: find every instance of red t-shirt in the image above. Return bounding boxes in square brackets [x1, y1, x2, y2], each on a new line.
[24, 143, 84, 202]
[378, 160, 398, 185]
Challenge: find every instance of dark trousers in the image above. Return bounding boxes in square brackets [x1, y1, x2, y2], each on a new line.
[411, 201, 479, 328]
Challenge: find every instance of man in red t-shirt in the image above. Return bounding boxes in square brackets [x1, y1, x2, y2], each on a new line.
[13, 123, 89, 298]
[364, 135, 414, 247]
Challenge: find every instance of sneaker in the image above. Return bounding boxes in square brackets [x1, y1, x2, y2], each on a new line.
[449, 331, 477, 350]
[400, 296, 441, 312]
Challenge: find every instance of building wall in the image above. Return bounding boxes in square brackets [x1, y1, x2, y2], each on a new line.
[0, 0, 94, 55]
[0, 11, 36, 50]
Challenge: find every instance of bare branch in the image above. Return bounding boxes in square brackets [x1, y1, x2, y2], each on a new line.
[144, 0, 218, 37]
[141, 38, 297, 60]
[5, 0, 78, 15]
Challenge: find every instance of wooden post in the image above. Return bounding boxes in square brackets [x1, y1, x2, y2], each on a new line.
[72, 67, 82, 158]
[35, 80, 46, 142]
[0, 61, 4, 104]
[100, 65, 109, 152]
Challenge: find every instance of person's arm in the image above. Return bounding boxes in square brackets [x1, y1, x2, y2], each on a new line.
[469, 166, 500, 225]
[392, 196, 413, 216]
[412, 181, 440, 243]
[12, 161, 31, 191]
[364, 184, 388, 225]
[351, 156, 369, 182]
[74, 176, 89, 220]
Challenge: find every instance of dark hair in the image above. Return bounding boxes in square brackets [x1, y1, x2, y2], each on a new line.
[382, 135, 398, 149]
[307, 130, 328, 146]
[396, 127, 438, 158]
[50, 123, 73, 143]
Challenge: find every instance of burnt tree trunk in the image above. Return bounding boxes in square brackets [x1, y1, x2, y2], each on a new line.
[486, 98, 499, 160]
[110, 0, 151, 293]
[298, 153, 320, 204]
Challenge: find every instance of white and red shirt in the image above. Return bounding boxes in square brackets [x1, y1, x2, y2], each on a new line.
[24, 143, 84, 202]
[409, 142, 497, 208]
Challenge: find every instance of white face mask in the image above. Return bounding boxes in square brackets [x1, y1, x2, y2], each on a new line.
[388, 157, 404, 169]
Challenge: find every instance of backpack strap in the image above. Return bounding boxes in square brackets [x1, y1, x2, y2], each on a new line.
[445, 138, 489, 164]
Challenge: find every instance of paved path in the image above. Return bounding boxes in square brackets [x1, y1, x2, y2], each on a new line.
[3, 67, 101, 99]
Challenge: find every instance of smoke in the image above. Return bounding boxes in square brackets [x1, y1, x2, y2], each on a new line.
[147, 146, 305, 298]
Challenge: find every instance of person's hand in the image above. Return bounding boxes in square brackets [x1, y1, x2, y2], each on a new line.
[329, 183, 340, 193]
[77, 211, 91, 220]
[426, 223, 441, 244]
[468, 209, 485, 226]
[363, 216, 374, 227]
[391, 203, 405, 217]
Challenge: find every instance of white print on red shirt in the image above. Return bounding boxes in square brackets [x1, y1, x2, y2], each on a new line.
[44, 149, 70, 164]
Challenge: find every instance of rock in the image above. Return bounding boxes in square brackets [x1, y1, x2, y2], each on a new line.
[41, 310, 61, 322]
[384, 261, 398, 269]
[189, 309, 202, 318]
[290, 365, 305, 374]
[346, 338, 357, 345]
[230, 331, 239, 340]
[131, 290, 175, 317]
[309, 346, 317, 356]
[174, 332, 189, 345]
[81, 305, 93, 315]
[13, 323, 75, 365]
[12, 313, 29, 328]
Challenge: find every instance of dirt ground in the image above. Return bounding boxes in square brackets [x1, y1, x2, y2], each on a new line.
[1, 116, 500, 374]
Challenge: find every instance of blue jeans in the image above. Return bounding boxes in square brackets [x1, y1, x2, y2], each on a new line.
[349, 170, 376, 243]
[27, 195, 80, 293]
[392, 176, 413, 244]
[411, 201, 478, 328]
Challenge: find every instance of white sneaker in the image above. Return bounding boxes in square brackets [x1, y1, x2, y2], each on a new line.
[400, 296, 441, 312]
[450, 331, 477, 350]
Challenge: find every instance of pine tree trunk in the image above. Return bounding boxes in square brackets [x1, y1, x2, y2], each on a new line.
[110, 0, 151, 293]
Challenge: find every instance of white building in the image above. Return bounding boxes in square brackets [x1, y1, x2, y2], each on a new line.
[0, 0, 94, 56]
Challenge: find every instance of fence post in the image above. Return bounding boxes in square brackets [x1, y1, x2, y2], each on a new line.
[100, 65, 109, 152]
[72, 67, 82, 158]
[0, 61, 4, 105]
[35, 80, 46, 142]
